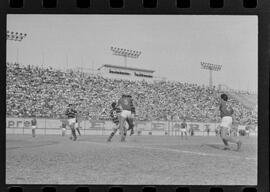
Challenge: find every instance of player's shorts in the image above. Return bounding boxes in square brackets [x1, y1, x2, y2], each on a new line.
[220, 116, 233, 129]
[68, 118, 76, 125]
[75, 123, 79, 128]
[180, 128, 187, 133]
[120, 110, 132, 119]
[31, 126, 36, 130]
[112, 123, 120, 131]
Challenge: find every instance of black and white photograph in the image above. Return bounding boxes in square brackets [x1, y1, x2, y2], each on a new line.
[6, 15, 258, 185]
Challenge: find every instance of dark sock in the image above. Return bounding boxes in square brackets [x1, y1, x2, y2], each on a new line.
[72, 129, 76, 138]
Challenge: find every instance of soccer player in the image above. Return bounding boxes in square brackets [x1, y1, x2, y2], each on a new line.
[65, 104, 77, 141]
[180, 118, 188, 139]
[31, 117, 37, 137]
[219, 93, 242, 151]
[118, 94, 136, 142]
[107, 102, 124, 142]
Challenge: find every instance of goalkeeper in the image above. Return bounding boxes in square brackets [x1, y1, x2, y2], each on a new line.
[118, 94, 136, 142]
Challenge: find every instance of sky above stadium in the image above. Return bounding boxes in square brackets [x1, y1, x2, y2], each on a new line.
[7, 15, 257, 92]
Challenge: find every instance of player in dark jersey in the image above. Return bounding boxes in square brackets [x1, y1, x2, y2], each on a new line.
[107, 102, 125, 142]
[65, 104, 78, 141]
[219, 94, 242, 151]
[118, 94, 136, 142]
[31, 117, 37, 137]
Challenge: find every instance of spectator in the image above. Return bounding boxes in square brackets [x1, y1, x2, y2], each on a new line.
[6, 63, 257, 125]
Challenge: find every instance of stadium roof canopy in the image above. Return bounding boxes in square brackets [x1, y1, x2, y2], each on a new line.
[99, 64, 155, 73]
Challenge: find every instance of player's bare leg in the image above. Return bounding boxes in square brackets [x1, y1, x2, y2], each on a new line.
[127, 118, 134, 136]
[107, 125, 118, 142]
[123, 126, 127, 138]
[220, 127, 230, 149]
[32, 129, 35, 137]
[119, 116, 126, 142]
[220, 126, 242, 150]
[121, 126, 127, 142]
[70, 124, 77, 141]
[68, 125, 73, 140]
[62, 128, 66, 136]
[76, 128, 81, 136]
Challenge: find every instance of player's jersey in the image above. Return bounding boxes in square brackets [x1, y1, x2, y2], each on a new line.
[31, 119, 37, 126]
[65, 108, 77, 119]
[180, 122, 187, 129]
[118, 95, 135, 113]
[219, 101, 233, 118]
[110, 107, 121, 124]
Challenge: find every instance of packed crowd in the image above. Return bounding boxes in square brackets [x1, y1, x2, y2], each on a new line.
[6, 63, 257, 124]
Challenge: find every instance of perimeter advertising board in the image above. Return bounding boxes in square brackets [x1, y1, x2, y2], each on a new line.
[6, 117, 255, 136]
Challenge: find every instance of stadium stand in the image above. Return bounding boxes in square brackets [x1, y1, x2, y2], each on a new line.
[6, 62, 257, 124]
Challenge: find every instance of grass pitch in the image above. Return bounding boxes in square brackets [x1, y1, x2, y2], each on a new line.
[6, 134, 257, 185]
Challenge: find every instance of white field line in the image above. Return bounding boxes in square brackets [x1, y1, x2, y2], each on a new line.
[79, 141, 257, 161]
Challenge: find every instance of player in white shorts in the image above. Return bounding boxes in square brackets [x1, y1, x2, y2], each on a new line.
[180, 119, 188, 139]
[65, 104, 78, 141]
[31, 117, 37, 137]
[219, 94, 242, 151]
[118, 94, 136, 142]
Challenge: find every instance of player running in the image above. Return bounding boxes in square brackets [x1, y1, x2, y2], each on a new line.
[118, 94, 136, 142]
[107, 102, 125, 142]
[219, 94, 242, 151]
[180, 118, 188, 139]
[65, 104, 78, 141]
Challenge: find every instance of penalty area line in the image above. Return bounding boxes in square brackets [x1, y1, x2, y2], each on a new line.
[79, 141, 256, 161]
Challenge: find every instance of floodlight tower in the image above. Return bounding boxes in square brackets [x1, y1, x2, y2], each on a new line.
[6, 30, 27, 64]
[201, 62, 222, 88]
[110, 46, 142, 67]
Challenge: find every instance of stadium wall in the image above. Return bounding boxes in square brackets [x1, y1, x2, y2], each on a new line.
[6, 117, 257, 136]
